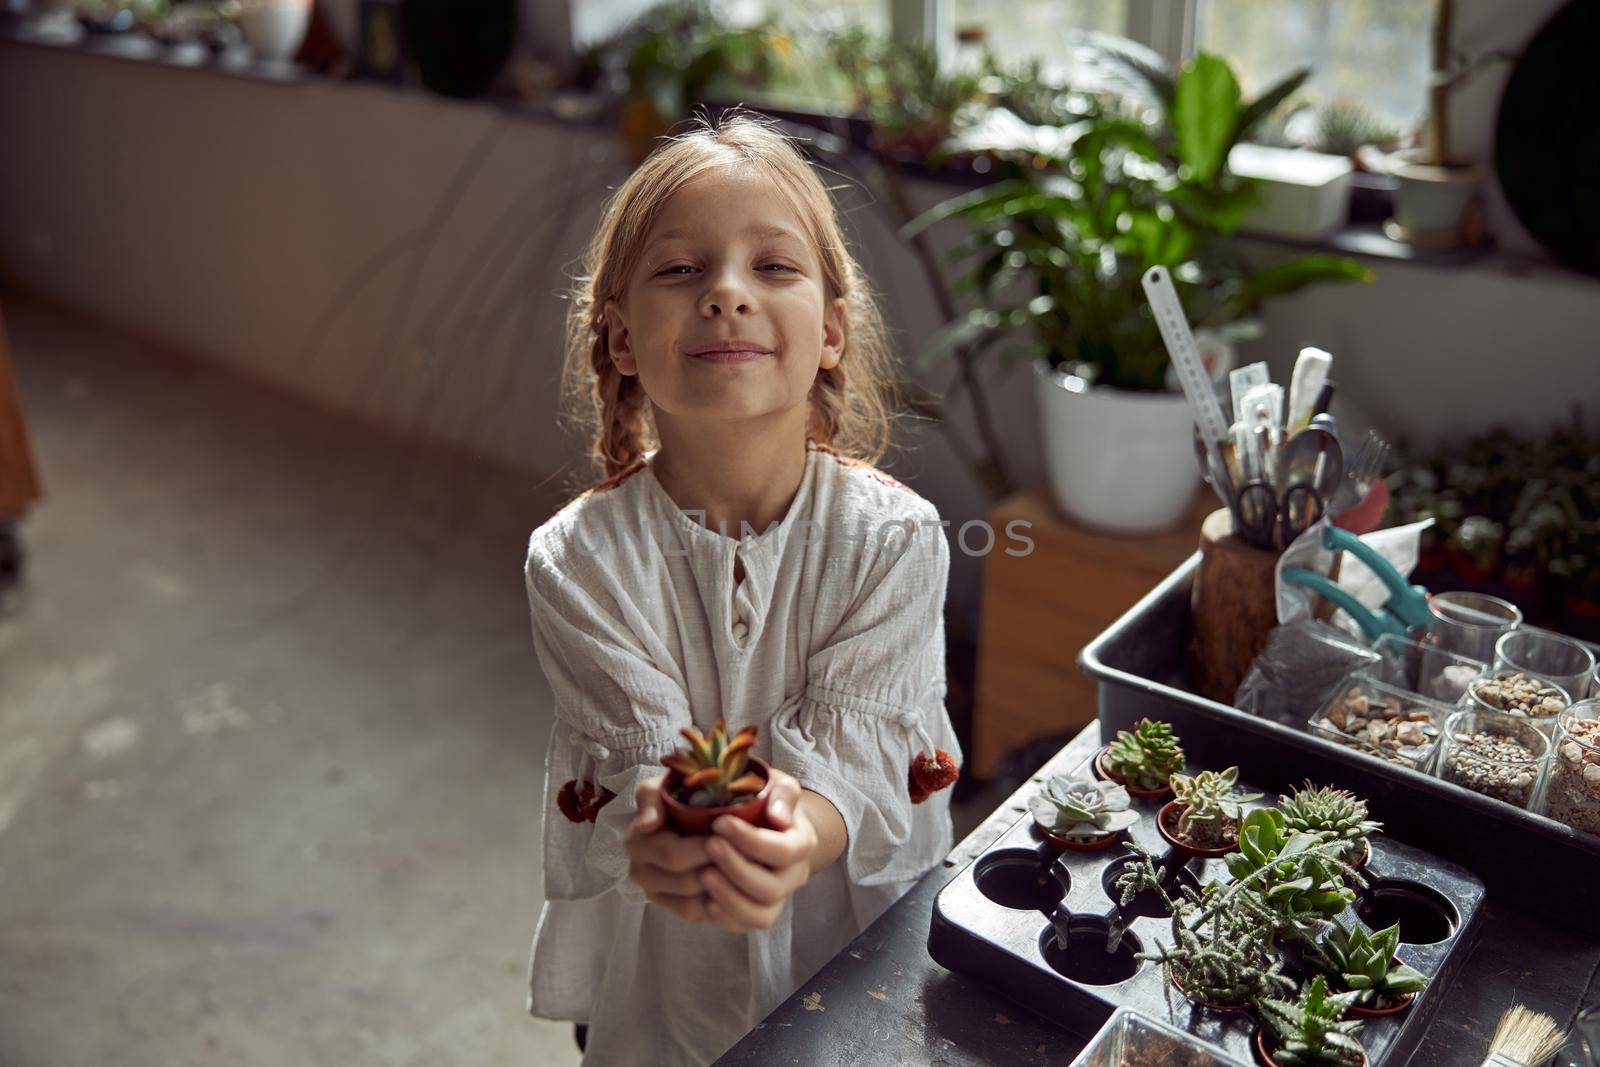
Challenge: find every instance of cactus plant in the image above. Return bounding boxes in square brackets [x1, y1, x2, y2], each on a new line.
[1312, 922, 1428, 1009]
[1278, 782, 1383, 864]
[1029, 777, 1140, 842]
[1103, 718, 1187, 791]
[1224, 809, 1362, 941]
[1168, 766, 1262, 850]
[661, 719, 764, 808]
[1256, 975, 1366, 1066]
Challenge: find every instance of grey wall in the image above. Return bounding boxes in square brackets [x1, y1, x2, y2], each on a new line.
[2, 0, 1597, 621]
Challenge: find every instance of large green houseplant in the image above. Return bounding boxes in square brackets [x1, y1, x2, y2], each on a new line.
[905, 51, 1372, 531]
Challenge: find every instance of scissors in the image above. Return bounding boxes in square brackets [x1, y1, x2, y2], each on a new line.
[1234, 423, 1343, 550]
[1283, 525, 1434, 642]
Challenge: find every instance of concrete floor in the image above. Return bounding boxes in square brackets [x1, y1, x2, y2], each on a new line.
[0, 292, 994, 1066]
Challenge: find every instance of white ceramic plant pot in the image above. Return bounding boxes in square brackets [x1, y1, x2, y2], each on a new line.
[1389, 148, 1482, 244]
[237, 0, 312, 61]
[1033, 360, 1198, 534]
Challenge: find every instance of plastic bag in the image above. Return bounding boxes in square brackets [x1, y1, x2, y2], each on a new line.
[1232, 619, 1382, 728]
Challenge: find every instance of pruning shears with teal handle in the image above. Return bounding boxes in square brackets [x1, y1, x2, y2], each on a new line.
[1282, 525, 1433, 643]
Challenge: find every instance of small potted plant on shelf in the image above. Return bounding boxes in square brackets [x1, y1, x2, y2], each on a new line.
[1115, 844, 1293, 1010]
[1255, 975, 1368, 1066]
[1160, 766, 1262, 857]
[1310, 922, 1428, 1017]
[1028, 776, 1141, 852]
[1277, 782, 1383, 869]
[659, 719, 773, 835]
[1223, 809, 1362, 944]
[1095, 718, 1186, 798]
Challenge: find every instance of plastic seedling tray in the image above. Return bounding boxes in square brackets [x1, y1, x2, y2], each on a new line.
[928, 753, 1484, 1065]
[1079, 555, 1600, 932]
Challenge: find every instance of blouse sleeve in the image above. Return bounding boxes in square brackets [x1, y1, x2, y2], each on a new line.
[768, 503, 962, 887]
[524, 537, 694, 904]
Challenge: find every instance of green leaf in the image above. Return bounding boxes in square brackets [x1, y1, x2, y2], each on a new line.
[1229, 255, 1374, 317]
[1233, 66, 1311, 147]
[1173, 53, 1241, 184]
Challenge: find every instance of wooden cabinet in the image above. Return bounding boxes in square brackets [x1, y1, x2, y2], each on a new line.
[971, 486, 1207, 780]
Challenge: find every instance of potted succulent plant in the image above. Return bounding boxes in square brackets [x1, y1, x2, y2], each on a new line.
[1224, 809, 1361, 944]
[1095, 718, 1186, 798]
[1277, 783, 1383, 869]
[1028, 776, 1141, 852]
[659, 719, 773, 835]
[904, 49, 1370, 533]
[1255, 975, 1368, 1066]
[1115, 844, 1293, 1010]
[1310, 922, 1428, 1017]
[1159, 767, 1262, 858]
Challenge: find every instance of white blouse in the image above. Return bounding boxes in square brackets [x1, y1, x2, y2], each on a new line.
[522, 437, 961, 1066]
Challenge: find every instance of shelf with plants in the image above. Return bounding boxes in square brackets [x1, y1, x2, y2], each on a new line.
[929, 720, 1484, 1066]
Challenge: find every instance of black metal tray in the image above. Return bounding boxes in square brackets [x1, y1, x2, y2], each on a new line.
[927, 752, 1485, 1064]
[1078, 554, 1600, 933]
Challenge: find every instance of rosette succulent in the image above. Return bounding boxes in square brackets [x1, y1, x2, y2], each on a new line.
[1257, 975, 1366, 1066]
[1029, 777, 1140, 841]
[1278, 782, 1382, 863]
[1312, 922, 1427, 1007]
[661, 719, 764, 808]
[1105, 718, 1186, 790]
[1169, 766, 1262, 849]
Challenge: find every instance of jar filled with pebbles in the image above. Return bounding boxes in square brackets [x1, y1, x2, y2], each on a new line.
[1463, 670, 1570, 736]
[1542, 702, 1600, 836]
[1310, 674, 1447, 770]
[1438, 709, 1549, 809]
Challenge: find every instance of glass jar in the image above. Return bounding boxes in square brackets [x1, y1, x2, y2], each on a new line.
[1461, 669, 1571, 738]
[1542, 701, 1600, 837]
[1371, 632, 1486, 703]
[1310, 673, 1450, 772]
[1437, 708, 1549, 809]
[1427, 592, 1522, 663]
[1495, 629, 1596, 704]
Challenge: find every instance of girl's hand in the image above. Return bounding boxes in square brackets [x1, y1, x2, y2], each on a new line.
[698, 768, 819, 933]
[623, 774, 717, 922]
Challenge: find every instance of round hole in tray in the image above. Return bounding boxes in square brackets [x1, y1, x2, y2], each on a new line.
[1103, 856, 1200, 919]
[1038, 918, 1143, 986]
[1357, 879, 1458, 945]
[974, 849, 1066, 914]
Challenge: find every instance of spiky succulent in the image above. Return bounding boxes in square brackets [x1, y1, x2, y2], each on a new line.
[1312, 921, 1428, 1007]
[1257, 975, 1367, 1066]
[1278, 782, 1382, 863]
[1224, 809, 1361, 942]
[1028, 777, 1140, 841]
[1105, 718, 1186, 790]
[1169, 766, 1262, 849]
[661, 720, 764, 808]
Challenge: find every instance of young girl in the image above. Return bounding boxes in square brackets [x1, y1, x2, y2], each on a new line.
[522, 111, 962, 1066]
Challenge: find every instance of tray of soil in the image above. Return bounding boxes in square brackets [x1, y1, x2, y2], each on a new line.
[928, 741, 1483, 1065]
[1078, 556, 1600, 931]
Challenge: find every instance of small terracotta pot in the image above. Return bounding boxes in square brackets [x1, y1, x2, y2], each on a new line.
[1093, 746, 1172, 799]
[661, 756, 773, 836]
[1347, 966, 1416, 1018]
[1158, 800, 1239, 859]
[1255, 1026, 1367, 1067]
[1035, 817, 1122, 853]
[1348, 837, 1372, 871]
[1169, 965, 1251, 1012]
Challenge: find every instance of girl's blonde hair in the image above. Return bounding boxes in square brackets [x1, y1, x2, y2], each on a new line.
[560, 109, 899, 482]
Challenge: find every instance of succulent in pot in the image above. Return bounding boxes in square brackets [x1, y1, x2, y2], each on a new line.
[1255, 974, 1368, 1066]
[1310, 922, 1428, 1016]
[1223, 809, 1362, 943]
[1160, 766, 1262, 856]
[1028, 776, 1140, 852]
[1277, 782, 1383, 868]
[660, 719, 773, 835]
[1096, 718, 1186, 796]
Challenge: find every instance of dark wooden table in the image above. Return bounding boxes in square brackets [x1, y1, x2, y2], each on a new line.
[718, 724, 1600, 1066]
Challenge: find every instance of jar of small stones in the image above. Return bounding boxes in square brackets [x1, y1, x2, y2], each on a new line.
[1542, 701, 1600, 837]
[1310, 674, 1447, 771]
[1462, 670, 1571, 738]
[1438, 708, 1549, 809]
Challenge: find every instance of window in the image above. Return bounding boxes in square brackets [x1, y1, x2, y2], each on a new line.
[948, 0, 1131, 74]
[1194, 0, 1432, 127]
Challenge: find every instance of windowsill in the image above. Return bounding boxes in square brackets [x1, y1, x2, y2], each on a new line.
[4, 10, 1592, 287]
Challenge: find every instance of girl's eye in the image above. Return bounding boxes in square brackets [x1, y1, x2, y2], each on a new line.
[761, 263, 799, 273]
[660, 265, 695, 275]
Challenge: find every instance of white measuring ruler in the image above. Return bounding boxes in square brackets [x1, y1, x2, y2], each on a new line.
[1142, 265, 1232, 462]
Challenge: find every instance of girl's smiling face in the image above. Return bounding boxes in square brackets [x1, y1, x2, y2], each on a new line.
[602, 166, 846, 431]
